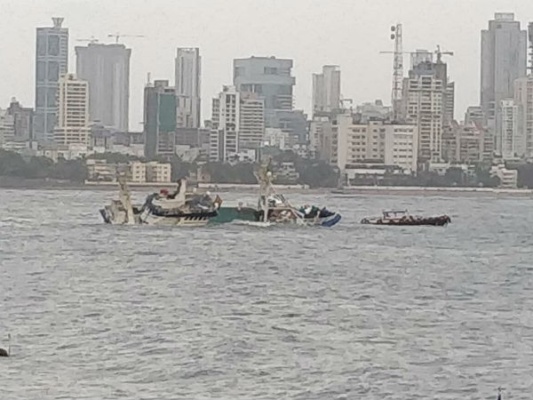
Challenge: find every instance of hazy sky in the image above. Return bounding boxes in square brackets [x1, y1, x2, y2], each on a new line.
[1, 0, 532, 130]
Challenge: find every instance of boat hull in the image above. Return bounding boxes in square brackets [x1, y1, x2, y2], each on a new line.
[361, 215, 451, 226]
[209, 206, 257, 224]
[100, 205, 216, 226]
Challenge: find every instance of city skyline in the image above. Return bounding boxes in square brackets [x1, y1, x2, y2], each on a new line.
[1, 0, 533, 129]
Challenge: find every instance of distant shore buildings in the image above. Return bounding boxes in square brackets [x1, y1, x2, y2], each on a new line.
[4, 13, 533, 190]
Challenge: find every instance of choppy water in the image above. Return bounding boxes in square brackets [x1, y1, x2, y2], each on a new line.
[1, 189, 533, 399]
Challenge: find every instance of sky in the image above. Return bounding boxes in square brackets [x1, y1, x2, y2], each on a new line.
[0, 0, 532, 130]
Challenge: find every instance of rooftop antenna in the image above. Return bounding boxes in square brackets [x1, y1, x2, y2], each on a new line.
[52, 17, 64, 29]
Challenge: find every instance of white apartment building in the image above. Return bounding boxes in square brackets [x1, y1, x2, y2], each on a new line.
[239, 92, 265, 151]
[312, 65, 341, 114]
[404, 75, 444, 162]
[130, 161, 147, 183]
[146, 161, 171, 183]
[54, 74, 90, 146]
[334, 113, 418, 174]
[210, 86, 240, 162]
[383, 125, 418, 174]
[514, 77, 533, 157]
[498, 99, 524, 159]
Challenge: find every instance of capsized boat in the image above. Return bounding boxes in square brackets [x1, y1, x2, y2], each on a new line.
[361, 210, 451, 226]
[100, 178, 222, 226]
[214, 161, 341, 227]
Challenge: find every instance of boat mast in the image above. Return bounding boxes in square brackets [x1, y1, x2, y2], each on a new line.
[255, 158, 273, 223]
[117, 175, 135, 224]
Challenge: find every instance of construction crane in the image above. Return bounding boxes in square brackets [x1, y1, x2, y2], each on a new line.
[76, 36, 99, 44]
[434, 45, 454, 63]
[379, 24, 404, 121]
[108, 33, 145, 44]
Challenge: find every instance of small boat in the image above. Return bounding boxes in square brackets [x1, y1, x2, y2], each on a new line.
[361, 210, 451, 226]
[215, 161, 341, 227]
[100, 178, 222, 226]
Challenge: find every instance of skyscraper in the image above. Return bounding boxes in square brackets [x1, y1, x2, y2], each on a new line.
[233, 56, 295, 112]
[143, 80, 177, 159]
[175, 48, 201, 128]
[403, 62, 445, 163]
[54, 74, 90, 146]
[401, 51, 455, 164]
[498, 99, 524, 159]
[511, 23, 533, 158]
[210, 86, 240, 162]
[312, 65, 341, 114]
[238, 92, 265, 151]
[481, 13, 527, 124]
[35, 17, 69, 142]
[75, 43, 131, 131]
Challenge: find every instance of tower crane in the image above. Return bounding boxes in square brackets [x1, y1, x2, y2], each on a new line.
[76, 36, 99, 44]
[434, 45, 454, 63]
[379, 23, 405, 121]
[108, 33, 145, 44]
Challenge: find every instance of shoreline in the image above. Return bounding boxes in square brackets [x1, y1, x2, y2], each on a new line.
[0, 179, 532, 197]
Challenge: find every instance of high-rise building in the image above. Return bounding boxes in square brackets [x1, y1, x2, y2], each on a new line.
[143, 80, 177, 159]
[75, 43, 131, 131]
[481, 13, 527, 125]
[175, 48, 201, 128]
[513, 25, 533, 159]
[210, 86, 240, 162]
[233, 56, 295, 112]
[497, 99, 524, 159]
[7, 99, 34, 142]
[442, 122, 493, 164]
[403, 61, 445, 163]
[35, 17, 69, 142]
[54, 74, 90, 146]
[312, 65, 341, 114]
[514, 77, 533, 157]
[239, 92, 265, 150]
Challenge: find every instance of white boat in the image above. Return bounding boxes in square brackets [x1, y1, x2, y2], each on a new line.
[100, 178, 221, 227]
[251, 161, 341, 227]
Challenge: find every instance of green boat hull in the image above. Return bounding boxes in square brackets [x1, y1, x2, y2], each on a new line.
[211, 206, 258, 224]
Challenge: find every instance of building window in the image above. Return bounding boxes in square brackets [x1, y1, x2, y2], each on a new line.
[48, 61, 59, 81]
[48, 35, 60, 56]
